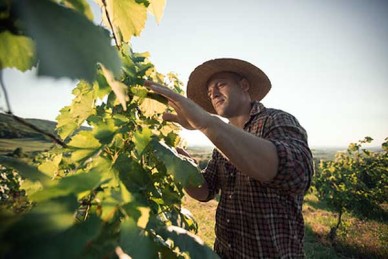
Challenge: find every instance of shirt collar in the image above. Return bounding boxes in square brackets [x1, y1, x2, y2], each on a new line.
[249, 100, 265, 116]
[242, 101, 265, 129]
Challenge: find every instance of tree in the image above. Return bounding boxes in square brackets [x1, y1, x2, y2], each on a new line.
[314, 137, 388, 240]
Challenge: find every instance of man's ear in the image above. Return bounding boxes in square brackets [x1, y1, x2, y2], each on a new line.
[240, 78, 250, 92]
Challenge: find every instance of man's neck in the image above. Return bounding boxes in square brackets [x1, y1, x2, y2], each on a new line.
[228, 102, 252, 128]
[229, 114, 250, 128]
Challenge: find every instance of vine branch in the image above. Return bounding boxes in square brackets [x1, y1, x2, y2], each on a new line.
[0, 69, 67, 148]
[101, 0, 120, 48]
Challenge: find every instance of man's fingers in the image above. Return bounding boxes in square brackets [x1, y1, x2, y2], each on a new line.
[168, 100, 180, 113]
[144, 80, 182, 101]
[162, 112, 180, 123]
[176, 147, 198, 163]
[143, 79, 160, 88]
[143, 79, 167, 92]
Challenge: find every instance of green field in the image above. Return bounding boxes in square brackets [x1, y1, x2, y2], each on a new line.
[0, 138, 55, 156]
[1, 138, 387, 258]
[185, 146, 387, 258]
[183, 192, 387, 258]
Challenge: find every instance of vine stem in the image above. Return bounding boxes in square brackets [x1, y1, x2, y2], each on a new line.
[101, 0, 120, 48]
[0, 67, 12, 114]
[0, 68, 67, 148]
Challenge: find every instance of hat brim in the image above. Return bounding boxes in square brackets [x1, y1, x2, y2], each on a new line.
[187, 58, 271, 114]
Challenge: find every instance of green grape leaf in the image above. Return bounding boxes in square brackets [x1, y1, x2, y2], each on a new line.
[38, 215, 102, 258]
[164, 131, 180, 147]
[119, 182, 132, 203]
[120, 219, 158, 258]
[94, 72, 111, 99]
[149, 139, 204, 188]
[113, 114, 130, 126]
[2, 196, 82, 258]
[179, 207, 198, 232]
[362, 136, 373, 143]
[38, 154, 63, 177]
[130, 86, 148, 98]
[382, 138, 388, 151]
[30, 171, 103, 202]
[136, 207, 150, 229]
[71, 149, 99, 163]
[160, 123, 181, 141]
[98, 0, 148, 44]
[98, 189, 120, 221]
[121, 205, 150, 229]
[133, 126, 153, 155]
[56, 81, 96, 140]
[92, 118, 118, 145]
[0, 156, 50, 186]
[63, 0, 94, 20]
[101, 64, 129, 111]
[120, 46, 153, 80]
[121, 49, 138, 78]
[20, 179, 44, 197]
[67, 131, 102, 162]
[16, 0, 121, 82]
[56, 106, 79, 140]
[68, 131, 101, 149]
[158, 225, 219, 258]
[3, 196, 78, 241]
[115, 154, 152, 192]
[88, 156, 116, 185]
[139, 93, 168, 117]
[0, 31, 36, 71]
[148, 0, 166, 24]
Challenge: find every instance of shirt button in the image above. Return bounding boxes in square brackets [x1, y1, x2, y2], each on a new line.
[227, 219, 230, 223]
[228, 243, 232, 248]
[229, 194, 233, 199]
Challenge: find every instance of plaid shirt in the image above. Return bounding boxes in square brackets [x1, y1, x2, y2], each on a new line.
[202, 101, 313, 259]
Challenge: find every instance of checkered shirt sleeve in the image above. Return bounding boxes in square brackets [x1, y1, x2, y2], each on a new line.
[262, 111, 313, 194]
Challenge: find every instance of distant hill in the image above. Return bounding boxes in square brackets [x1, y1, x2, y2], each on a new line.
[0, 113, 58, 139]
[0, 113, 89, 139]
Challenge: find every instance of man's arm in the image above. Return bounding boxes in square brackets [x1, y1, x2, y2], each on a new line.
[144, 81, 278, 183]
[185, 182, 210, 202]
[202, 116, 278, 182]
[175, 147, 210, 201]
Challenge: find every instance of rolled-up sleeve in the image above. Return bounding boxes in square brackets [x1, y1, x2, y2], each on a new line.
[201, 150, 220, 201]
[262, 112, 313, 194]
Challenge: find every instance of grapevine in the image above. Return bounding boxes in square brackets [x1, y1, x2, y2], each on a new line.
[0, 0, 217, 258]
[314, 137, 388, 240]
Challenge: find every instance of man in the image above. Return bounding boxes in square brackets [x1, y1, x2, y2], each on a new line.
[144, 58, 313, 258]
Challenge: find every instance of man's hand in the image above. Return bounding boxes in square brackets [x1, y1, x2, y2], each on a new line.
[176, 147, 198, 164]
[144, 80, 212, 131]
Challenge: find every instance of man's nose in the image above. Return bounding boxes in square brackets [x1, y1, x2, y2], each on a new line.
[209, 87, 220, 100]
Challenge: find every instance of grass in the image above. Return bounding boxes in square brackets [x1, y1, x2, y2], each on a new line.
[304, 226, 340, 258]
[0, 138, 54, 156]
[182, 195, 217, 248]
[182, 191, 388, 258]
[2, 139, 386, 258]
[303, 192, 388, 258]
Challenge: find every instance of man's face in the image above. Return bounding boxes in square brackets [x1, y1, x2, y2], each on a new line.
[206, 72, 249, 118]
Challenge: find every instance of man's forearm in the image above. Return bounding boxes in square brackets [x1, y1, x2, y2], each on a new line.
[202, 116, 279, 182]
[184, 181, 210, 202]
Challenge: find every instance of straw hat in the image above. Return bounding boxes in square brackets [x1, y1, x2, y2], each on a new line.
[187, 58, 271, 114]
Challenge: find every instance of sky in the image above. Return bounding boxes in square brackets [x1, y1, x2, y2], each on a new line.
[1, 0, 388, 148]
